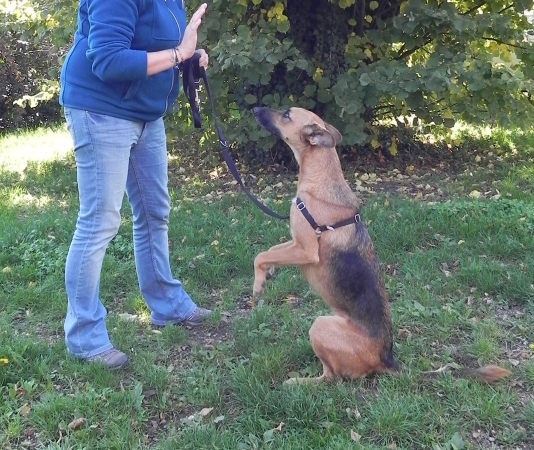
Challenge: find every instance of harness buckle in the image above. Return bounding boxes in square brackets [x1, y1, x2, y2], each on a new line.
[314, 228, 322, 238]
[297, 201, 306, 211]
[326, 225, 335, 231]
[354, 213, 361, 223]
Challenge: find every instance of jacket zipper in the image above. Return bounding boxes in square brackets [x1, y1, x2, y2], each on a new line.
[162, 0, 183, 115]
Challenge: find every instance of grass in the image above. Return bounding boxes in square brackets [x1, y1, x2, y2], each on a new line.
[0, 124, 533, 450]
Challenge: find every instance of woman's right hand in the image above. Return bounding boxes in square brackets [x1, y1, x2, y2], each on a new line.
[177, 3, 207, 61]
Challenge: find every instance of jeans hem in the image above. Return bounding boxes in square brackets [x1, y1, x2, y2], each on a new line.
[67, 343, 114, 360]
[150, 304, 197, 327]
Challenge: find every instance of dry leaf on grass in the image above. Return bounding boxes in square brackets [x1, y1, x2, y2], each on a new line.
[68, 417, 87, 430]
[350, 430, 361, 442]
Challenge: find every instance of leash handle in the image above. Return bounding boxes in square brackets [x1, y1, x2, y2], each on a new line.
[183, 56, 289, 220]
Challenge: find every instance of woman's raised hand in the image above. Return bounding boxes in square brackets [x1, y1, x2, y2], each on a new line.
[177, 3, 207, 61]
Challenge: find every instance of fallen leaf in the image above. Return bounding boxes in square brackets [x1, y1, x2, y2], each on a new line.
[350, 430, 361, 442]
[398, 328, 412, 339]
[68, 417, 87, 430]
[20, 403, 31, 416]
[118, 313, 138, 322]
[199, 407, 214, 417]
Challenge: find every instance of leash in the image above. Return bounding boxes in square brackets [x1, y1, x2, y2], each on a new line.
[182, 54, 289, 220]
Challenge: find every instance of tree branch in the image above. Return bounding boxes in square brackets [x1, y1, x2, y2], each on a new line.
[482, 36, 526, 49]
[395, 33, 434, 60]
[462, 2, 486, 16]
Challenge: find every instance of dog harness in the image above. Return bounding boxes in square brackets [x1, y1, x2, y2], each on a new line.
[295, 197, 361, 238]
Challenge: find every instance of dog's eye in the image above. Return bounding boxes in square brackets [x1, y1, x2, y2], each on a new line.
[282, 109, 291, 120]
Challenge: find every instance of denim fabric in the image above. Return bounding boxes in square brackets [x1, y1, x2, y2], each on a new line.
[64, 107, 196, 358]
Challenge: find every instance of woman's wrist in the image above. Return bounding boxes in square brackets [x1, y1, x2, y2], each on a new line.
[167, 46, 184, 69]
[174, 46, 184, 66]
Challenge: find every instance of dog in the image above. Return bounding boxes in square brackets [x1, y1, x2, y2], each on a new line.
[252, 106, 511, 384]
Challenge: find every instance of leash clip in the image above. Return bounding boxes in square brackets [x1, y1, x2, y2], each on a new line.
[194, 79, 201, 112]
[354, 213, 361, 223]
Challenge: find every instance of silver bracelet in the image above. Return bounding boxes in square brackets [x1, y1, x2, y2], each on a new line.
[169, 48, 177, 67]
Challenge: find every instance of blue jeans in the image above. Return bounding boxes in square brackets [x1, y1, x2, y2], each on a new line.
[64, 108, 196, 358]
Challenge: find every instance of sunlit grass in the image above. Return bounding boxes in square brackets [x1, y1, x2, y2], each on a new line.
[0, 125, 72, 172]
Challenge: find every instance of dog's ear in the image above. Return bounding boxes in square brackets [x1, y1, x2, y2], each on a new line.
[304, 123, 341, 148]
[325, 122, 342, 146]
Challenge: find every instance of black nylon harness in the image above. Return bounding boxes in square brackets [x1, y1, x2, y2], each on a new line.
[295, 197, 361, 237]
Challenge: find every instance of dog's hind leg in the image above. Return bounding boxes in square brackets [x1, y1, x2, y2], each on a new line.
[286, 315, 388, 383]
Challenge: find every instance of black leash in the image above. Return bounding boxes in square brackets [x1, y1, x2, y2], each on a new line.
[182, 54, 289, 220]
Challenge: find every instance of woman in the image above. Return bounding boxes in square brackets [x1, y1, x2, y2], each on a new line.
[59, 0, 211, 369]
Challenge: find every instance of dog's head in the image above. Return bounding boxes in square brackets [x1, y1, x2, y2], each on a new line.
[253, 107, 342, 163]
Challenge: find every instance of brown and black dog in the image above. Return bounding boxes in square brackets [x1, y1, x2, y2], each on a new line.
[252, 106, 511, 384]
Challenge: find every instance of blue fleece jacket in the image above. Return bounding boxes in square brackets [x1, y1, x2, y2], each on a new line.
[60, 0, 187, 122]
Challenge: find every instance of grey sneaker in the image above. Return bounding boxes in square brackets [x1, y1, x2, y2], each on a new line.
[86, 348, 128, 369]
[182, 307, 213, 326]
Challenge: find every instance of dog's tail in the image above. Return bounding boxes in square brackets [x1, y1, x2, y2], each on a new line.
[456, 365, 511, 383]
[421, 364, 511, 383]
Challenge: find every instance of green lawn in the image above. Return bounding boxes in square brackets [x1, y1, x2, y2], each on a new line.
[0, 125, 533, 450]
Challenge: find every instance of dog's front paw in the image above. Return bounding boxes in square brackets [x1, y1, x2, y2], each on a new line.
[253, 262, 270, 302]
[252, 278, 266, 303]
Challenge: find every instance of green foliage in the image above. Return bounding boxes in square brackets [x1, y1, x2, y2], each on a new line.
[0, 0, 74, 131]
[181, 0, 534, 165]
[2, 0, 534, 163]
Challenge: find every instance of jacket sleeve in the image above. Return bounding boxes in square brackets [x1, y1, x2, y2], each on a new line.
[85, 0, 148, 82]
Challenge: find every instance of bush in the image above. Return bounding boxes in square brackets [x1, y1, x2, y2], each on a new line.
[169, 0, 534, 169]
[0, 31, 62, 133]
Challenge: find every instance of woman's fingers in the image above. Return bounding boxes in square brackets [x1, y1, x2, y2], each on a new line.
[179, 3, 207, 59]
[195, 49, 208, 68]
[179, 3, 208, 60]
[190, 3, 207, 27]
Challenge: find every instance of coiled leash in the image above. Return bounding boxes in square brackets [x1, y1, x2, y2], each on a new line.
[182, 53, 289, 220]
